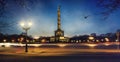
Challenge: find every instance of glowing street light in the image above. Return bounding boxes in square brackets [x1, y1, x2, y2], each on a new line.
[105, 38, 109, 42]
[3, 39, 6, 42]
[88, 36, 94, 43]
[20, 21, 32, 52]
[20, 21, 32, 31]
[89, 36, 94, 40]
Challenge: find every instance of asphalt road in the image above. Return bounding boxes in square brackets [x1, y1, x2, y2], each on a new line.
[0, 43, 120, 62]
[0, 53, 120, 62]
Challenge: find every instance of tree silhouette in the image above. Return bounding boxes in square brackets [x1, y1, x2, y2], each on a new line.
[0, 0, 36, 32]
[97, 0, 120, 20]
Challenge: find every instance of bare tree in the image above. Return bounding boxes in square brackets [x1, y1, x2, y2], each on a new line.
[97, 0, 120, 20]
[0, 0, 9, 31]
[0, 0, 7, 17]
[0, 0, 36, 32]
[14, 0, 37, 11]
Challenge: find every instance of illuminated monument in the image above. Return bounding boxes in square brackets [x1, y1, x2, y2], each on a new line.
[50, 6, 69, 42]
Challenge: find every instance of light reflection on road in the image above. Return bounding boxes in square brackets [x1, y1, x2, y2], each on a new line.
[0, 42, 119, 48]
[0, 42, 119, 54]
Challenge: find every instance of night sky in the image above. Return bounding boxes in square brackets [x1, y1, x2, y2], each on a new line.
[1, 0, 120, 37]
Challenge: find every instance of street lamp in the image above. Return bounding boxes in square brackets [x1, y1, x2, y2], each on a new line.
[20, 21, 32, 52]
[116, 32, 119, 50]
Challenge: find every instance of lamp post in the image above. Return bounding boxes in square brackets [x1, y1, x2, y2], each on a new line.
[20, 21, 32, 52]
[116, 32, 119, 50]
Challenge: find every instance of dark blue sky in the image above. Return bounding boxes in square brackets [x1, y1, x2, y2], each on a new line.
[1, 0, 120, 37]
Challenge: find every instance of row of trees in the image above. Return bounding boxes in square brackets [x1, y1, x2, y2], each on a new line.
[0, 32, 33, 43]
[70, 34, 117, 43]
[0, 32, 119, 43]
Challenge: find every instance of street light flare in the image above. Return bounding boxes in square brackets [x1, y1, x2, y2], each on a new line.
[34, 36, 39, 39]
[104, 43, 110, 46]
[85, 44, 97, 48]
[5, 43, 11, 47]
[28, 22, 32, 27]
[89, 36, 94, 40]
[20, 22, 25, 27]
[58, 44, 67, 47]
